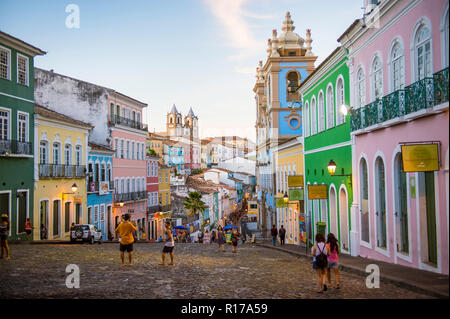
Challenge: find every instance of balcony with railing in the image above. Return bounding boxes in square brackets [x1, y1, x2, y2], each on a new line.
[351, 67, 449, 132]
[109, 115, 148, 132]
[39, 164, 86, 179]
[114, 191, 148, 203]
[0, 139, 32, 156]
[87, 180, 114, 193]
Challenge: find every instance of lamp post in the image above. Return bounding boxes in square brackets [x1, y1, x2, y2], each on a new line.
[327, 159, 352, 187]
[62, 183, 78, 200]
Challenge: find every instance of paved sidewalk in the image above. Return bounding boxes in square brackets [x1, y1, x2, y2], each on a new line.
[256, 241, 449, 299]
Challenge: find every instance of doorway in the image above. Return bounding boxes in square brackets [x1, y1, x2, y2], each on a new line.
[329, 187, 338, 237]
[418, 172, 437, 265]
[53, 200, 60, 238]
[339, 187, 349, 252]
[40, 200, 49, 240]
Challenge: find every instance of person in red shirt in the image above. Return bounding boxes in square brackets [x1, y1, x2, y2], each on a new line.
[25, 218, 33, 240]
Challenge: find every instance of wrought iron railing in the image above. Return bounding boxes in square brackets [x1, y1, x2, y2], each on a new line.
[0, 139, 32, 156]
[39, 164, 86, 178]
[114, 191, 148, 203]
[87, 180, 114, 193]
[109, 115, 148, 131]
[351, 67, 448, 132]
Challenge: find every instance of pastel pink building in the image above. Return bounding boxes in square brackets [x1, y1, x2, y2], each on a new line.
[109, 92, 148, 239]
[146, 155, 159, 213]
[340, 0, 449, 274]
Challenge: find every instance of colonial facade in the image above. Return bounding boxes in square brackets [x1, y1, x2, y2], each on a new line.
[34, 105, 92, 240]
[340, 0, 449, 273]
[254, 12, 317, 236]
[299, 46, 353, 253]
[0, 31, 45, 240]
[87, 142, 114, 241]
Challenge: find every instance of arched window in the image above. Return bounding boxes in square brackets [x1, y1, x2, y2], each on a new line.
[370, 55, 383, 101]
[40, 141, 48, 164]
[336, 78, 345, 125]
[326, 85, 334, 129]
[304, 101, 310, 137]
[311, 97, 317, 135]
[360, 158, 370, 243]
[394, 153, 409, 254]
[375, 156, 387, 248]
[318, 91, 325, 132]
[356, 67, 366, 108]
[390, 41, 405, 91]
[415, 23, 432, 80]
[286, 71, 300, 102]
[443, 10, 449, 68]
[52, 142, 60, 164]
[64, 144, 72, 165]
[75, 145, 82, 166]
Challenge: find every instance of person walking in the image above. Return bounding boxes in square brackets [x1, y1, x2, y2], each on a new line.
[161, 222, 174, 265]
[279, 225, 286, 245]
[230, 228, 240, 253]
[326, 233, 341, 289]
[115, 214, 137, 267]
[311, 233, 330, 293]
[270, 224, 278, 246]
[25, 218, 33, 240]
[0, 214, 10, 259]
[211, 229, 216, 243]
[216, 226, 225, 252]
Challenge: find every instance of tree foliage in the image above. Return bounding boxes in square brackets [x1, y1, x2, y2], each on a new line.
[184, 192, 206, 217]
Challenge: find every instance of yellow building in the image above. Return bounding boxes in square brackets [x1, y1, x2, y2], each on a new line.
[158, 164, 171, 211]
[274, 137, 304, 245]
[34, 105, 92, 240]
[148, 132, 165, 164]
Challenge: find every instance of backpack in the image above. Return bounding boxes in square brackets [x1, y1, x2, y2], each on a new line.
[315, 244, 328, 269]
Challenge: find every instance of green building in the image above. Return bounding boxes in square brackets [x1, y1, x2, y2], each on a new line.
[299, 47, 353, 253]
[0, 31, 45, 240]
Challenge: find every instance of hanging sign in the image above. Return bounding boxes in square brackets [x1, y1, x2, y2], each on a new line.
[289, 189, 304, 201]
[288, 175, 304, 187]
[275, 197, 288, 208]
[99, 181, 110, 195]
[401, 144, 439, 172]
[308, 185, 327, 200]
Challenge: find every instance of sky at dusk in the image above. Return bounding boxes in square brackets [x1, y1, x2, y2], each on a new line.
[0, 0, 363, 142]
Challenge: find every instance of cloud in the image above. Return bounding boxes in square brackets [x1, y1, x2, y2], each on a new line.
[203, 0, 268, 66]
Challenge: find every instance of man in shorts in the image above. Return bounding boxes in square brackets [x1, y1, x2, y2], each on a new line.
[115, 214, 137, 267]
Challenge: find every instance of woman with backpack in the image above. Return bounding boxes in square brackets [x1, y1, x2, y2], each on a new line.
[326, 233, 341, 289]
[311, 233, 330, 293]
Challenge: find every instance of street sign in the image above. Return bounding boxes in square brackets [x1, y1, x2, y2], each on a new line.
[308, 185, 327, 199]
[288, 175, 304, 187]
[275, 197, 288, 208]
[401, 144, 439, 172]
[289, 189, 304, 201]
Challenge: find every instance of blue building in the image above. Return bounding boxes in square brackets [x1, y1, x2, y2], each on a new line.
[254, 12, 317, 236]
[87, 143, 114, 240]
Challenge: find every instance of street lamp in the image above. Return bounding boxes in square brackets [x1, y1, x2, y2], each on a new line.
[327, 159, 352, 186]
[71, 183, 78, 193]
[283, 192, 289, 203]
[340, 104, 353, 116]
[119, 202, 125, 207]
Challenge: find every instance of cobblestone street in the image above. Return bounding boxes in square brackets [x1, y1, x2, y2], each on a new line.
[0, 243, 433, 299]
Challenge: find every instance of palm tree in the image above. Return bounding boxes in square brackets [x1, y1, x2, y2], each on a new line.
[184, 192, 206, 217]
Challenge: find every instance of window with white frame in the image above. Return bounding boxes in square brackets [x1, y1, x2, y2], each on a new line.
[75, 145, 82, 166]
[147, 160, 150, 177]
[0, 47, 10, 80]
[40, 141, 48, 164]
[132, 141, 135, 160]
[17, 54, 29, 86]
[356, 68, 366, 108]
[136, 142, 140, 160]
[415, 24, 432, 80]
[336, 78, 345, 125]
[94, 206, 99, 224]
[114, 138, 118, 158]
[311, 97, 317, 135]
[371, 55, 383, 101]
[304, 101, 309, 137]
[126, 141, 130, 159]
[64, 144, 72, 165]
[17, 112, 28, 142]
[53, 142, 60, 164]
[444, 10, 449, 68]
[391, 41, 405, 91]
[318, 91, 325, 132]
[0, 109, 10, 140]
[326, 85, 334, 129]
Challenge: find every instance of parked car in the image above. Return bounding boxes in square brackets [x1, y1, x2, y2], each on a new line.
[70, 224, 102, 244]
